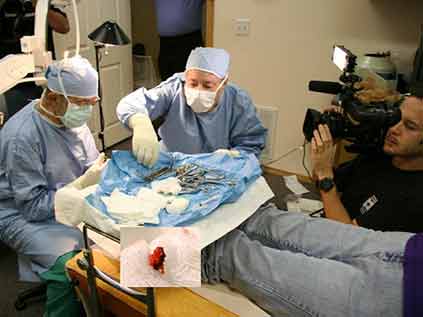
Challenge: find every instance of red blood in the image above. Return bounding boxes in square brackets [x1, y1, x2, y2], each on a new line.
[148, 246, 166, 274]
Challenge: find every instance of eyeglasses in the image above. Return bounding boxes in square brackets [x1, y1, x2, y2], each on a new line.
[68, 97, 101, 106]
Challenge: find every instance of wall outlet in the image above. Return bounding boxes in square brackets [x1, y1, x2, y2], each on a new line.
[234, 18, 250, 36]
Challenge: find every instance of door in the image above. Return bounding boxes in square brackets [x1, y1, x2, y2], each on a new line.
[205, 0, 214, 46]
[53, 0, 133, 150]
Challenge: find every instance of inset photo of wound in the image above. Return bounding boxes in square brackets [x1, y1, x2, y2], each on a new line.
[120, 226, 200, 287]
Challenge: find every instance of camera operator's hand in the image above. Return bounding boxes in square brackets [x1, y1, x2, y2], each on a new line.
[311, 124, 335, 180]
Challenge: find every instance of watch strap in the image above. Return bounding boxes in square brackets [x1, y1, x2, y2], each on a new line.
[316, 177, 335, 192]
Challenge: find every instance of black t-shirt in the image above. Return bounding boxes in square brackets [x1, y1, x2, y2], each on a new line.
[0, 0, 66, 59]
[335, 154, 423, 233]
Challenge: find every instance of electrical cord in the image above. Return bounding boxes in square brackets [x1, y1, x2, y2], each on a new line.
[309, 208, 325, 217]
[261, 138, 314, 180]
[301, 138, 312, 179]
[261, 145, 304, 166]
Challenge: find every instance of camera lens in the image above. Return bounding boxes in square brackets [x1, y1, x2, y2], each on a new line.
[303, 109, 322, 141]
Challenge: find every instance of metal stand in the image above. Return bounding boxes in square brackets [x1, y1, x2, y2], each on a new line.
[14, 283, 47, 311]
[77, 223, 156, 317]
[94, 44, 106, 151]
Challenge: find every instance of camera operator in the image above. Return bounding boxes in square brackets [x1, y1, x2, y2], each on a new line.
[0, 0, 69, 119]
[311, 87, 423, 233]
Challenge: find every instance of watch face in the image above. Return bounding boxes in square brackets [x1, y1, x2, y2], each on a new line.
[319, 178, 334, 192]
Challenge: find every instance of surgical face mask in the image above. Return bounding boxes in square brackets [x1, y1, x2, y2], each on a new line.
[184, 77, 227, 113]
[61, 102, 93, 128]
[57, 67, 94, 128]
[39, 90, 93, 128]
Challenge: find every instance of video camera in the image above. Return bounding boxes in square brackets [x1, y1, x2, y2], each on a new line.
[302, 45, 402, 154]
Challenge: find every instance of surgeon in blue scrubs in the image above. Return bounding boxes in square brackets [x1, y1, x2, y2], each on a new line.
[0, 56, 106, 315]
[117, 47, 267, 166]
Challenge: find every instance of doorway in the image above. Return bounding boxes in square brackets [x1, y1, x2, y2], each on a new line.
[130, 0, 215, 87]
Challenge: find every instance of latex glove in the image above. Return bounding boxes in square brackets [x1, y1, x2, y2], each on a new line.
[214, 148, 240, 158]
[55, 186, 86, 226]
[68, 153, 108, 190]
[130, 113, 160, 167]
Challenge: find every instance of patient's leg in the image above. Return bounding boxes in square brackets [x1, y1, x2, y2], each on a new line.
[240, 204, 411, 262]
[202, 229, 403, 317]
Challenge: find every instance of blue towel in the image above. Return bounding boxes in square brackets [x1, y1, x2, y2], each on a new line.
[85, 150, 262, 226]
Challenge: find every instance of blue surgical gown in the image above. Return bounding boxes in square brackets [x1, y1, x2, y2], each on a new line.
[0, 101, 99, 279]
[117, 73, 267, 158]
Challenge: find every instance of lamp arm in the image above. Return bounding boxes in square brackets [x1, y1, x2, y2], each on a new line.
[94, 45, 106, 150]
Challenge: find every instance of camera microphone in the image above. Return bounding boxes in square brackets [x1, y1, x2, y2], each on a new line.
[308, 81, 343, 95]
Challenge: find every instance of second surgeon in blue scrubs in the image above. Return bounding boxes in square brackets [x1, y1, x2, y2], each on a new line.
[117, 47, 267, 166]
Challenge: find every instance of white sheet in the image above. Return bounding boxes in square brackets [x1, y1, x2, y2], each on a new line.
[193, 177, 274, 248]
[120, 228, 201, 287]
[190, 284, 271, 317]
[56, 176, 274, 249]
[60, 176, 275, 316]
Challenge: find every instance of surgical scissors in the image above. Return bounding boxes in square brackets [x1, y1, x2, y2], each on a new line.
[144, 166, 174, 182]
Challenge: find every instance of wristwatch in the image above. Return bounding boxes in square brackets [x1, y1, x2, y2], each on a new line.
[316, 177, 335, 192]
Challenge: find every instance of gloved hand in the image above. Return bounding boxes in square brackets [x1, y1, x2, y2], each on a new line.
[68, 153, 108, 190]
[130, 113, 160, 167]
[214, 148, 240, 158]
[55, 186, 87, 226]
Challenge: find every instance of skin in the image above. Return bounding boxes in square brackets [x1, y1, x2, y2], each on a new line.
[32, 0, 70, 34]
[184, 69, 227, 112]
[383, 97, 423, 170]
[38, 88, 98, 126]
[311, 123, 353, 224]
[311, 96, 423, 225]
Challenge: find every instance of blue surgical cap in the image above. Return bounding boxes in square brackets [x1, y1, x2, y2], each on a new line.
[45, 56, 99, 98]
[185, 47, 230, 79]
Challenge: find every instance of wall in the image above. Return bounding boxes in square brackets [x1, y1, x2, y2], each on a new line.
[214, 0, 423, 175]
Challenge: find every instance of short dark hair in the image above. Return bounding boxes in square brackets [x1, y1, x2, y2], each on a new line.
[410, 81, 423, 100]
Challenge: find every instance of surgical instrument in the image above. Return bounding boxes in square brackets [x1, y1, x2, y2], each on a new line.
[190, 194, 221, 211]
[144, 166, 174, 182]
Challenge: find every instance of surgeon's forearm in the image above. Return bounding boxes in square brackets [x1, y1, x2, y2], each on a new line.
[231, 145, 249, 155]
[117, 96, 150, 128]
[320, 188, 355, 225]
[20, 190, 55, 222]
[232, 134, 266, 159]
